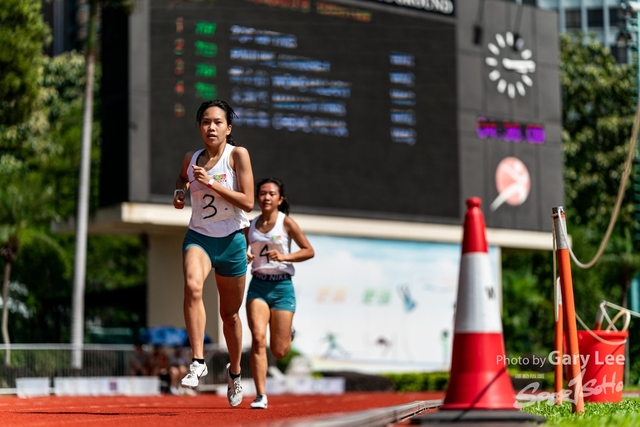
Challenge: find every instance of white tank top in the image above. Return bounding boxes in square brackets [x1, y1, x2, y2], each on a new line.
[187, 145, 249, 237]
[248, 211, 295, 276]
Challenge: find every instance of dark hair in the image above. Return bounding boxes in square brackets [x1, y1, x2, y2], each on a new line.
[256, 177, 290, 215]
[195, 100, 238, 146]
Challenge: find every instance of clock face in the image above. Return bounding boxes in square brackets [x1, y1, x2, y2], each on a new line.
[485, 32, 535, 99]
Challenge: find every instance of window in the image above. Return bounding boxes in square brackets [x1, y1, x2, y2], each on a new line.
[565, 9, 581, 29]
[587, 9, 603, 27]
[609, 8, 624, 27]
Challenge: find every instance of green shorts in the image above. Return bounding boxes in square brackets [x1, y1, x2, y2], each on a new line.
[182, 229, 247, 277]
[247, 275, 296, 312]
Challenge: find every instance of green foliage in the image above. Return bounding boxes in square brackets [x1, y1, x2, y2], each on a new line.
[85, 235, 147, 291]
[0, 52, 93, 229]
[276, 348, 301, 374]
[6, 232, 148, 343]
[9, 234, 72, 343]
[560, 33, 637, 232]
[501, 248, 555, 357]
[0, 0, 50, 127]
[558, 33, 640, 386]
[628, 346, 640, 385]
[522, 398, 640, 427]
[0, 45, 146, 342]
[502, 34, 640, 373]
[0, 49, 104, 343]
[42, 52, 87, 123]
[0, 0, 145, 345]
[510, 371, 554, 393]
[383, 370, 554, 393]
[0, 173, 56, 239]
[383, 372, 428, 392]
[40, 52, 102, 219]
[382, 372, 449, 392]
[102, 0, 135, 14]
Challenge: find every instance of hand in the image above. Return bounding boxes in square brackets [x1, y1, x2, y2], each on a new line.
[247, 253, 255, 263]
[191, 164, 212, 187]
[173, 190, 185, 209]
[266, 249, 287, 262]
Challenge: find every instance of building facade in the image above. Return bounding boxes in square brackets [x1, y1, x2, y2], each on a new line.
[507, 0, 628, 62]
[89, 0, 564, 371]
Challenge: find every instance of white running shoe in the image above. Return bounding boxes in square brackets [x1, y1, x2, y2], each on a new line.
[180, 361, 208, 389]
[250, 394, 268, 409]
[226, 363, 243, 407]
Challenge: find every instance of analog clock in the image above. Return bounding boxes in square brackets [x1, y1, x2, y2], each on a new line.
[485, 32, 535, 99]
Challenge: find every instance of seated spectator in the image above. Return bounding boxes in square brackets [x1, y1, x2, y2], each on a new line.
[129, 342, 152, 376]
[150, 345, 171, 393]
[169, 346, 191, 395]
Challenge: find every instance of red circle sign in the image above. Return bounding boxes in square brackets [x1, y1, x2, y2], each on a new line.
[491, 157, 530, 211]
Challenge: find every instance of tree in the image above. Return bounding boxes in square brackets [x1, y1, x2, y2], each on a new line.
[0, 48, 146, 349]
[0, 161, 60, 364]
[561, 33, 637, 233]
[0, 0, 54, 364]
[560, 32, 640, 316]
[1, 46, 101, 359]
[502, 34, 640, 367]
[501, 264, 554, 356]
[0, 9, 147, 346]
[0, 0, 50, 126]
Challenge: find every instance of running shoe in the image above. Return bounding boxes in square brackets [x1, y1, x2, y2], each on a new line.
[180, 360, 208, 389]
[250, 394, 268, 409]
[226, 363, 243, 407]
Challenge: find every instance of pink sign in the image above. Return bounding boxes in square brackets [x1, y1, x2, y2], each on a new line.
[490, 157, 531, 211]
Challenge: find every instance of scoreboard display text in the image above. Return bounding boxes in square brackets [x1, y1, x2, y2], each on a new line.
[150, 0, 459, 221]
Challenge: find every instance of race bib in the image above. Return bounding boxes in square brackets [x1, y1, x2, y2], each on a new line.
[191, 187, 235, 227]
[252, 237, 287, 269]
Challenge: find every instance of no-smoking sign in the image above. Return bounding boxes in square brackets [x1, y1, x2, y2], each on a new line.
[490, 157, 531, 211]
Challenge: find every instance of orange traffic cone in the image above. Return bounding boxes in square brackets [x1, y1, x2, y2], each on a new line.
[442, 197, 515, 410]
[414, 198, 545, 424]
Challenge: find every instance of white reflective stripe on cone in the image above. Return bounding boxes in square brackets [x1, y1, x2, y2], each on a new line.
[454, 252, 502, 333]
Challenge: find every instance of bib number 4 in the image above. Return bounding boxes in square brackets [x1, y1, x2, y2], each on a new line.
[260, 244, 270, 263]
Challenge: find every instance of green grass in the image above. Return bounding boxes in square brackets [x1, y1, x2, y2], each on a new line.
[522, 398, 640, 426]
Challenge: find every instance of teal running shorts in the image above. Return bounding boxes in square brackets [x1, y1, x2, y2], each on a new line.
[182, 228, 247, 277]
[247, 275, 296, 312]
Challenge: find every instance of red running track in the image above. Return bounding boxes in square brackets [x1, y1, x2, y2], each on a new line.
[0, 391, 444, 427]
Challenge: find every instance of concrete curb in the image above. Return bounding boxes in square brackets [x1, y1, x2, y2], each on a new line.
[279, 399, 443, 427]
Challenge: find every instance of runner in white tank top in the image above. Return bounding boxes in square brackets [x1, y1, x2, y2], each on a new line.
[247, 211, 295, 277]
[244, 178, 315, 409]
[187, 145, 249, 237]
[172, 100, 254, 407]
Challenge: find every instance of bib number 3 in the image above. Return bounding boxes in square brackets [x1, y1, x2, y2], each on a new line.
[202, 194, 218, 219]
[191, 188, 234, 227]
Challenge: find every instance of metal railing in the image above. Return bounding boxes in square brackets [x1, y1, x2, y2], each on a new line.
[0, 344, 262, 394]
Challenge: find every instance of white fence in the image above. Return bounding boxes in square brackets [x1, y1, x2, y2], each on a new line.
[0, 343, 257, 395]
